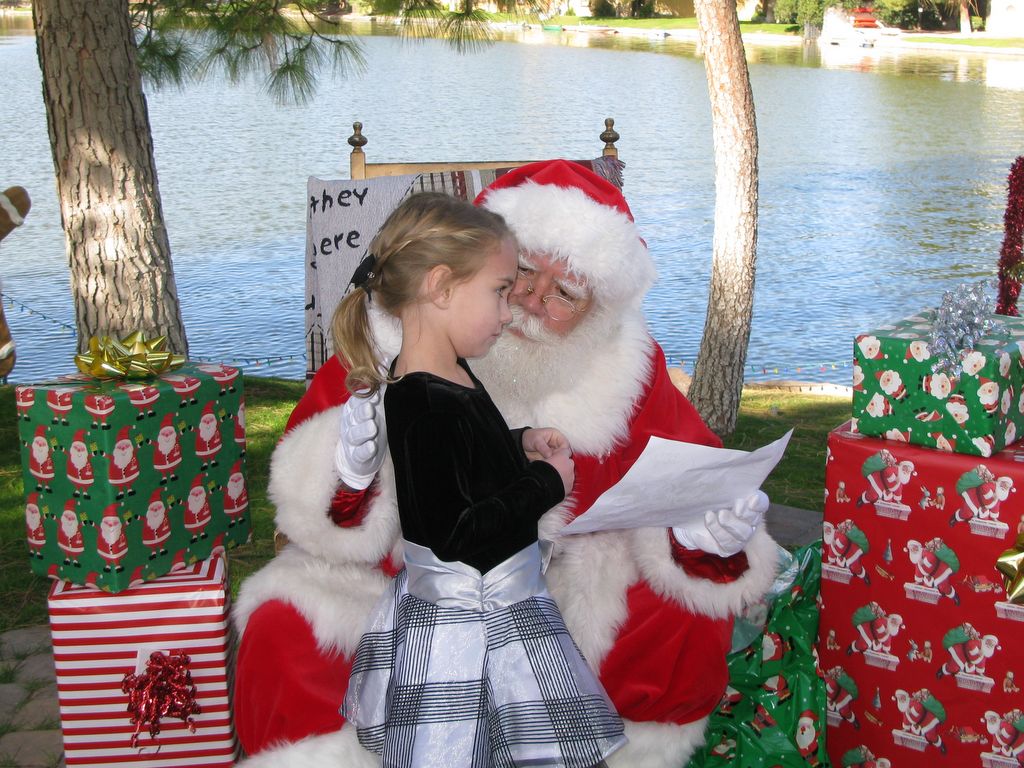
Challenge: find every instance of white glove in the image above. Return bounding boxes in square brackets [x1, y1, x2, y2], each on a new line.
[334, 389, 387, 490]
[671, 490, 770, 557]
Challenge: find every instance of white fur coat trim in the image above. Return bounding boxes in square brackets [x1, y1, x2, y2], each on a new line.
[232, 546, 392, 656]
[482, 180, 656, 310]
[269, 405, 400, 566]
[609, 718, 710, 768]
[631, 525, 780, 619]
[236, 723, 374, 768]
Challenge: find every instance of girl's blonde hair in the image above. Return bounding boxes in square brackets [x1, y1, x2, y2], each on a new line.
[332, 192, 512, 395]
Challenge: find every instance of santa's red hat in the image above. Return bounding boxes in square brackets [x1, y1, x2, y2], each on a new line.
[102, 503, 119, 521]
[34, 424, 47, 440]
[63, 499, 76, 514]
[25, 492, 39, 508]
[72, 429, 86, 445]
[474, 159, 655, 309]
[149, 488, 163, 505]
[116, 425, 131, 443]
[160, 413, 175, 430]
[230, 460, 242, 475]
[202, 402, 214, 417]
[191, 475, 205, 491]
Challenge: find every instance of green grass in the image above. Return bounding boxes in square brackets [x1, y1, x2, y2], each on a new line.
[0, 377, 846, 633]
[906, 35, 1024, 47]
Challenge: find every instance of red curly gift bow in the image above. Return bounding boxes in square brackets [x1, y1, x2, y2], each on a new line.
[996, 156, 1024, 316]
[121, 650, 201, 748]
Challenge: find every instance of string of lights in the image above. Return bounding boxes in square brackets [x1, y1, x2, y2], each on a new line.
[1, 292, 77, 334]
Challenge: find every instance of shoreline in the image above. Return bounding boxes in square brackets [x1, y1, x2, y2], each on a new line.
[347, 12, 1024, 56]
[4, 6, 1021, 57]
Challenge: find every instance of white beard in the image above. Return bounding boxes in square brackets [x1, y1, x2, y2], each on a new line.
[69, 444, 88, 469]
[189, 491, 207, 513]
[32, 439, 49, 464]
[26, 509, 40, 529]
[474, 302, 652, 457]
[61, 515, 78, 538]
[227, 475, 244, 499]
[113, 443, 133, 469]
[157, 429, 176, 455]
[101, 522, 121, 545]
[147, 506, 166, 530]
[199, 417, 217, 441]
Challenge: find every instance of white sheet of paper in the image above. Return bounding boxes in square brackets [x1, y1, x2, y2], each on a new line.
[559, 429, 793, 536]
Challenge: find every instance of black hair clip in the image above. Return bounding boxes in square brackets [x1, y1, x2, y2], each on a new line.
[350, 253, 378, 295]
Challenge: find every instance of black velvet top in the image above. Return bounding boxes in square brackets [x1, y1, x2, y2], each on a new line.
[384, 358, 566, 574]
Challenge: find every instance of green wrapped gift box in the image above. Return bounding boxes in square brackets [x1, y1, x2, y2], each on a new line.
[15, 363, 249, 592]
[852, 310, 1024, 457]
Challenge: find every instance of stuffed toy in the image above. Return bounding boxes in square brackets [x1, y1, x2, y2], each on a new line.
[0, 186, 31, 379]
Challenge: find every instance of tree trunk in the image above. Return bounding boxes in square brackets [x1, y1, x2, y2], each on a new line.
[687, 0, 759, 437]
[33, 0, 188, 354]
[960, 0, 973, 33]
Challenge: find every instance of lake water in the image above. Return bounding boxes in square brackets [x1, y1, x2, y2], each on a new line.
[2, 16, 1024, 386]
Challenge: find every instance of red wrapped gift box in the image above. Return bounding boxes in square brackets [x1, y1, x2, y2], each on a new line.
[818, 423, 1024, 768]
[48, 549, 238, 766]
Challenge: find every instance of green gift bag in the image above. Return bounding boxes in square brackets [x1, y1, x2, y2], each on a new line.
[686, 542, 828, 768]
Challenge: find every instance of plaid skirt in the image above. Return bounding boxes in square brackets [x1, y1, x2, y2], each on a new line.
[342, 540, 626, 768]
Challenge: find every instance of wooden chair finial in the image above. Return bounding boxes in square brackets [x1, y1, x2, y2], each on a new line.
[349, 122, 368, 179]
[600, 117, 620, 158]
[348, 122, 367, 152]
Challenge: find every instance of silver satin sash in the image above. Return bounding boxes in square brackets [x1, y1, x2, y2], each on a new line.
[403, 539, 551, 612]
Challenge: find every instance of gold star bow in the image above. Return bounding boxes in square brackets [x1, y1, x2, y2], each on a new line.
[74, 332, 185, 379]
[997, 533, 1024, 604]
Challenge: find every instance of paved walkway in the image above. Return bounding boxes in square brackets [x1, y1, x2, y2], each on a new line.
[0, 503, 823, 767]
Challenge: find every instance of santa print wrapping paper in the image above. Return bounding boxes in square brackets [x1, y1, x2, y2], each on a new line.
[16, 363, 249, 592]
[686, 543, 828, 768]
[818, 422, 1024, 768]
[852, 309, 1024, 457]
[48, 548, 238, 766]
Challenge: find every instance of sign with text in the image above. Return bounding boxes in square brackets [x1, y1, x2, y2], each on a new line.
[303, 169, 524, 379]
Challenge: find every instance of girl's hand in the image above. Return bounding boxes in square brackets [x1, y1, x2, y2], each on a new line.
[543, 448, 575, 497]
[522, 427, 571, 461]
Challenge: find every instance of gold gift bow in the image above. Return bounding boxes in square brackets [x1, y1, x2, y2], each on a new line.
[74, 332, 186, 379]
[997, 533, 1024, 603]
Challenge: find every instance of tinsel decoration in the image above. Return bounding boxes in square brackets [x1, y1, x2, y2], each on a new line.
[929, 280, 1002, 377]
[121, 650, 201, 748]
[996, 156, 1024, 316]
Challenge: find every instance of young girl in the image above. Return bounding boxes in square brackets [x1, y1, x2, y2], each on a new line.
[334, 192, 625, 767]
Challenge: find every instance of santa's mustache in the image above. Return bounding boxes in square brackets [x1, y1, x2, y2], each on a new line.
[505, 306, 560, 346]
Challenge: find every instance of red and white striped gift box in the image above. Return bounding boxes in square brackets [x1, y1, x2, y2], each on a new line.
[48, 549, 239, 766]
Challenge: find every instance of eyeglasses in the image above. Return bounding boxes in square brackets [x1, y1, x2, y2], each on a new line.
[514, 267, 588, 322]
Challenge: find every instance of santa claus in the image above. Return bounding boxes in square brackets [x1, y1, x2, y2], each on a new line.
[152, 413, 182, 484]
[24, 492, 46, 558]
[118, 381, 160, 419]
[106, 426, 139, 499]
[83, 392, 115, 429]
[65, 429, 94, 499]
[234, 400, 247, 455]
[96, 503, 128, 573]
[27, 425, 55, 493]
[163, 371, 202, 407]
[232, 160, 778, 767]
[222, 461, 248, 527]
[185, 474, 212, 542]
[195, 402, 222, 468]
[46, 386, 78, 425]
[142, 489, 171, 559]
[14, 386, 34, 420]
[57, 500, 84, 567]
[795, 709, 820, 766]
